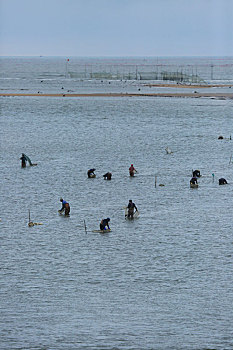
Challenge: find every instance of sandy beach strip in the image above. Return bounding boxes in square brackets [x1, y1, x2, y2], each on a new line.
[1, 92, 233, 99]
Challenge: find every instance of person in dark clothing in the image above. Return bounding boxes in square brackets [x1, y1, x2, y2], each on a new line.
[127, 200, 138, 219]
[190, 176, 198, 185]
[100, 218, 110, 230]
[59, 198, 70, 216]
[20, 153, 27, 168]
[20, 153, 36, 167]
[103, 172, 112, 180]
[192, 169, 201, 177]
[87, 168, 96, 178]
[219, 178, 228, 185]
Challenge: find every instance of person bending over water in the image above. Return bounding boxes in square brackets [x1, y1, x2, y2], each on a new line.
[87, 168, 96, 178]
[190, 176, 198, 185]
[103, 172, 112, 180]
[192, 169, 201, 178]
[100, 218, 110, 230]
[219, 178, 227, 185]
[59, 198, 70, 216]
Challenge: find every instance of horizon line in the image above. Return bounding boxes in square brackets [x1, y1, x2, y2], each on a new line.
[1, 55, 233, 59]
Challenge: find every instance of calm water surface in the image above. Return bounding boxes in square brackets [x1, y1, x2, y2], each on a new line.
[1, 81, 233, 349]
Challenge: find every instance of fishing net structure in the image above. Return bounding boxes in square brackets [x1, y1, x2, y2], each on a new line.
[67, 61, 233, 83]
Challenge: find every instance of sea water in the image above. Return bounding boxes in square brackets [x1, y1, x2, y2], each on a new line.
[0, 57, 233, 350]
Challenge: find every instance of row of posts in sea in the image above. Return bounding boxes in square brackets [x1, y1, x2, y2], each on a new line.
[65, 60, 208, 83]
[64, 57, 233, 81]
[67, 68, 206, 83]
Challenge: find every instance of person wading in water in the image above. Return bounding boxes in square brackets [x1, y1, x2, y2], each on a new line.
[129, 164, 137, 177]
[59, 198, 70, 216]
[20, 153, 37, 167]
[127, 200, 138, 219]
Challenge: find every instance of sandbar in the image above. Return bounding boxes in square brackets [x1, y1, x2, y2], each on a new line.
[0, 92, 233, 99]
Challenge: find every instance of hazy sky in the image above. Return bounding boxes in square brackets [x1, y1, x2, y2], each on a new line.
[1, 0, 233, 56]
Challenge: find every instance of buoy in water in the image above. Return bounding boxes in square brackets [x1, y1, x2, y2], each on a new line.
[28, 222, 43, 227]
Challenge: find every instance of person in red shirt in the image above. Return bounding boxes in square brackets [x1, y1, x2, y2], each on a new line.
[129, 164, 137, 177]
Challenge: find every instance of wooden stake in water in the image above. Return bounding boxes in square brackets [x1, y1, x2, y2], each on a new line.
[65, 58, 69, 78]
[155, 175, 157, 187]
[84, 220, 87, 234]
[28, 209, 34, 227]
[229, 155, 232, 165]
[211, 64, 214, 80]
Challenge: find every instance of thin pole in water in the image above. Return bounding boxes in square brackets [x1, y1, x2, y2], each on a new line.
[229, 155, 232, 165]
[211, 64, 214, 80]
[84, 220, 87, 234]
[28, 209, 31, 223]
[155, 175, 157, 187]
[65, 58, 69, 78]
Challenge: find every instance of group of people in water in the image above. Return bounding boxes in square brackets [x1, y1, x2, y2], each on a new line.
[56, 164, 139, 230]
[86, 164, 138, 230]
[190, 169, 228, 187]
[87, 169, 112, 180]
[20, 154, 139, 229]
[87, 164, 137, 180]
[21, 154, 229, 230]
[98, 199, 138, 230]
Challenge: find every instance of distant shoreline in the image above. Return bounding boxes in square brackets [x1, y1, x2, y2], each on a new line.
[1, 92, 233, 99]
